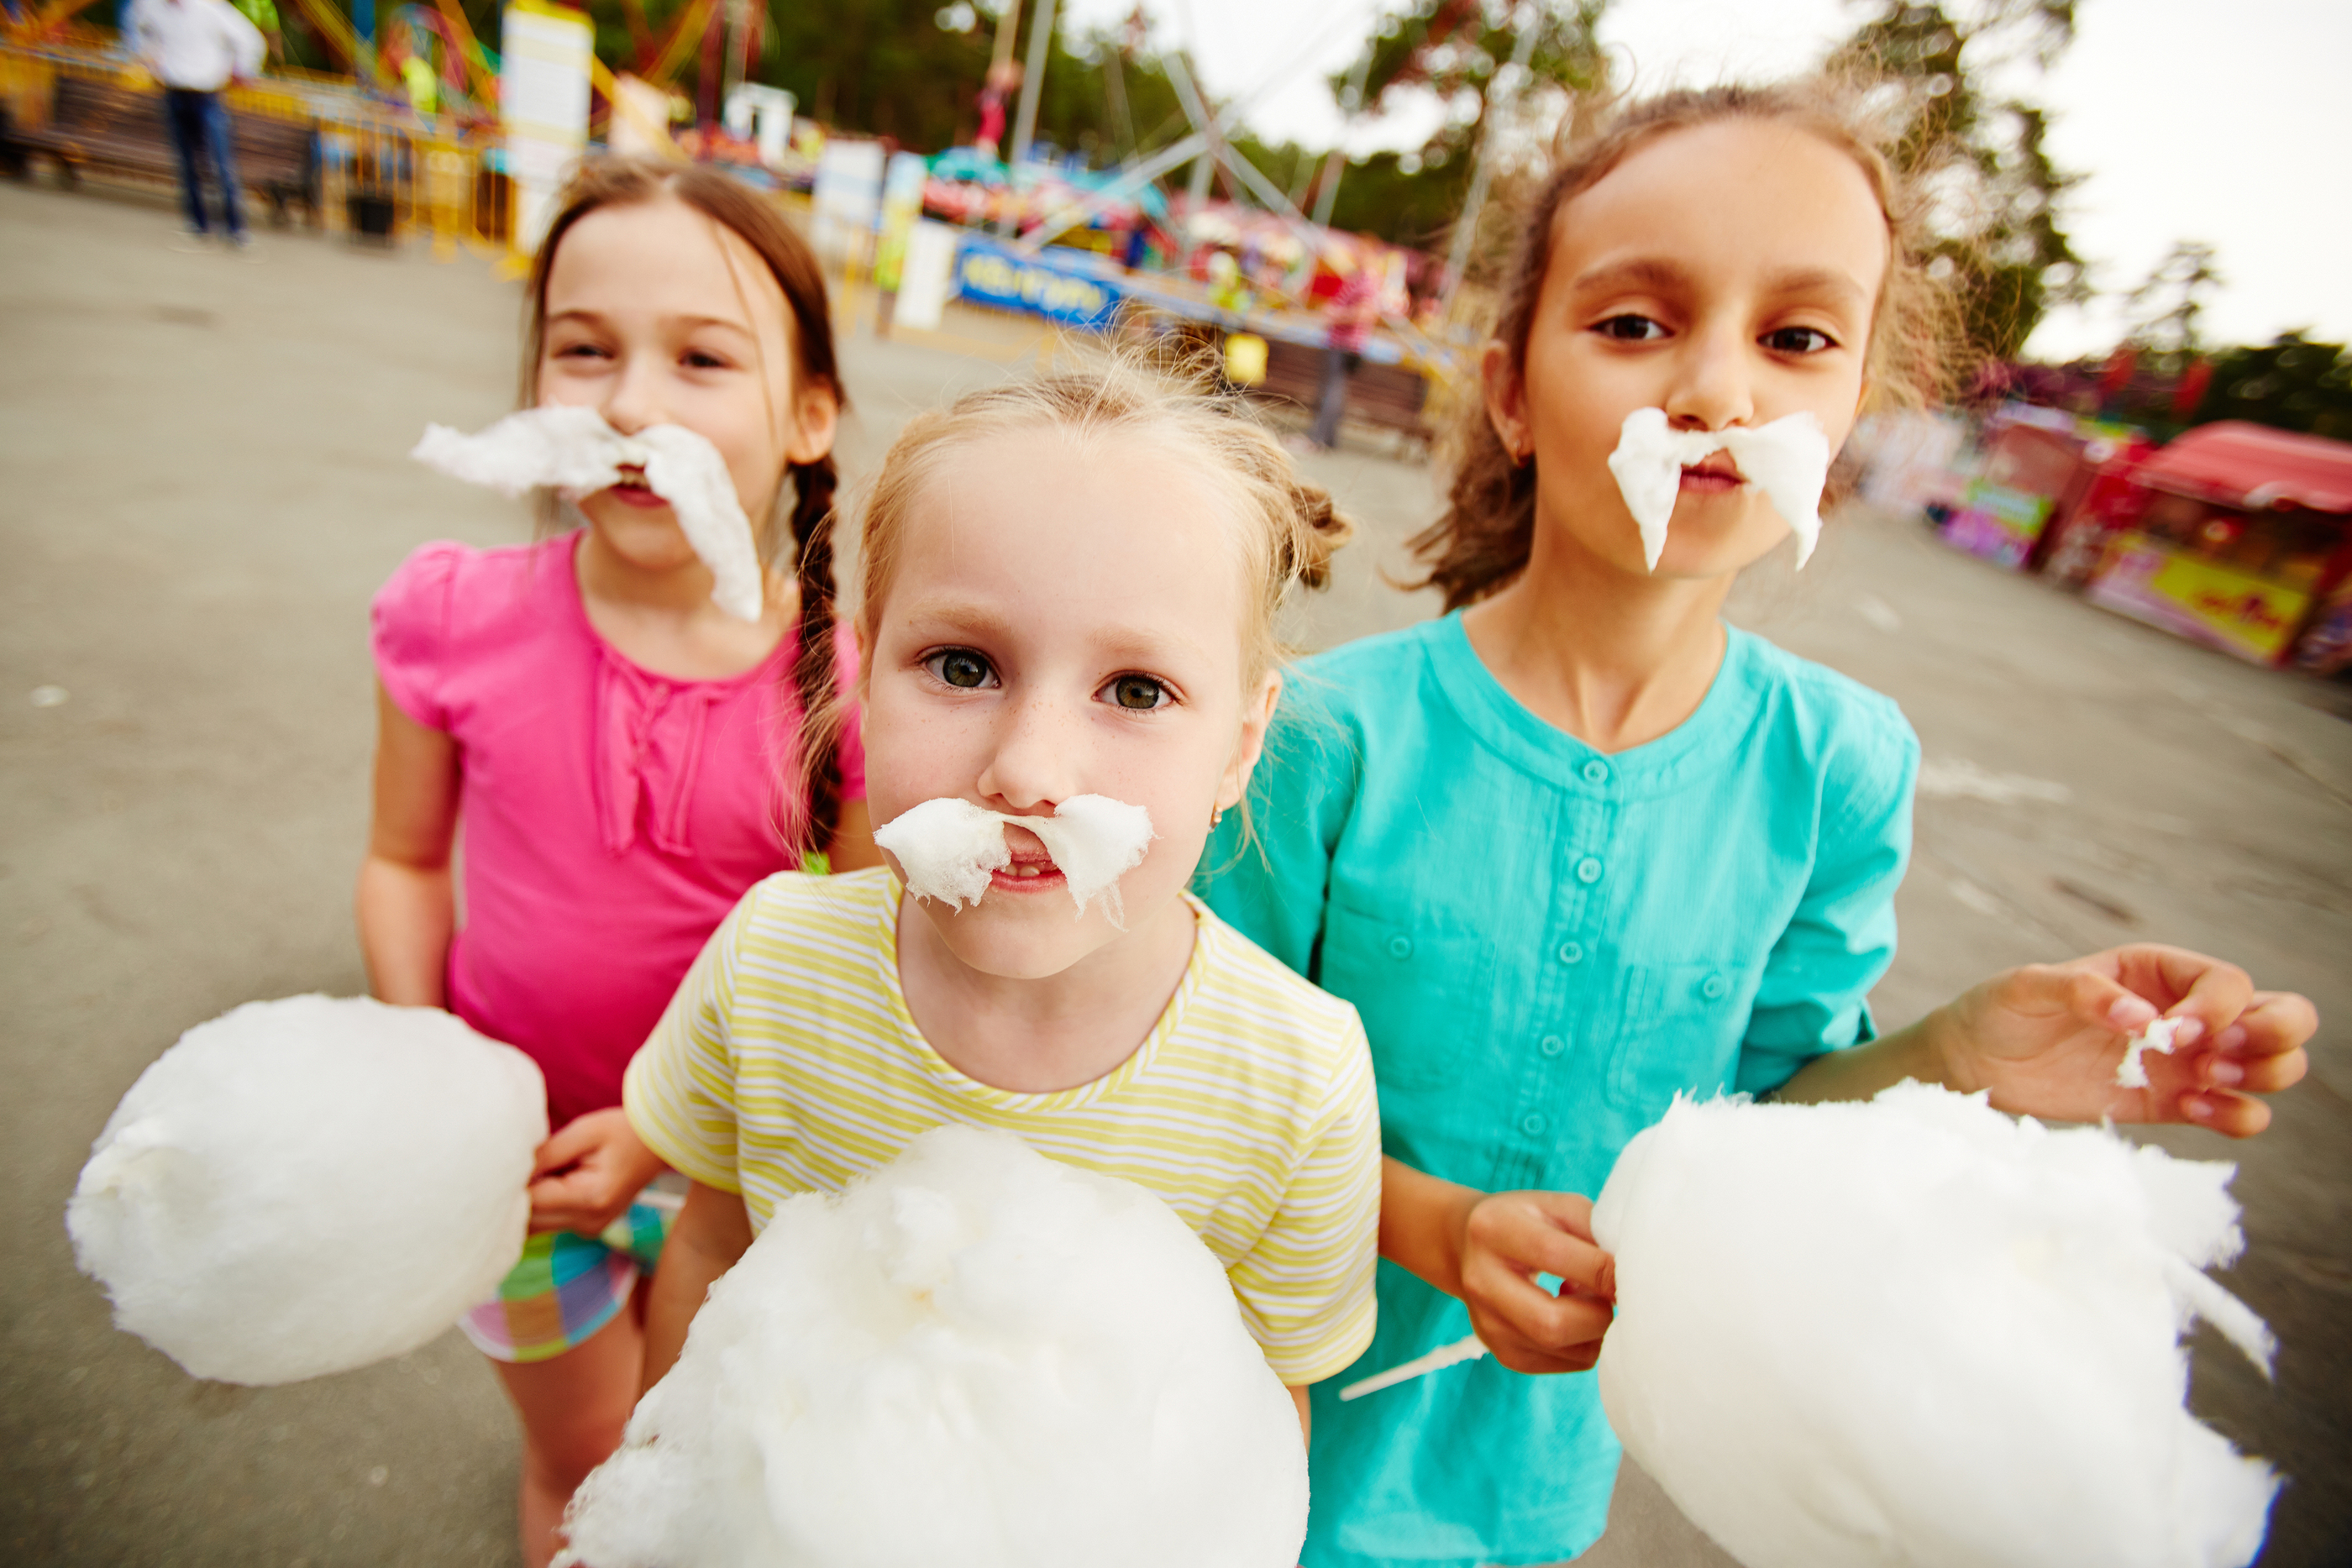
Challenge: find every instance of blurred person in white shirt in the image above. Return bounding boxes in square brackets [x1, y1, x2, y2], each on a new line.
[127, 0, 265, 245]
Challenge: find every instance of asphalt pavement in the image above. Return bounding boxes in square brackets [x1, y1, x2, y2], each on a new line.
[3, 176, 2345, 1567]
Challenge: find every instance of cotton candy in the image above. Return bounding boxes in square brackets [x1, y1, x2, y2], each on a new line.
[67, 994, 546, 1386]
[1589, 1083, 2279, 1568]
[874, 794, 1158, 927]
[411, 406, 765, 621]
[1605, 407, 1831, 571]
[558, 1125, 1306, 1568]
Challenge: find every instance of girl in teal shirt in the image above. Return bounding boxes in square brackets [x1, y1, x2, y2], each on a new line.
[1198, 81, 2315, 1568]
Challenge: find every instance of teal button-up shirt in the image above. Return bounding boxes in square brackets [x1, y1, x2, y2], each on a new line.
[1196, 613, 1918, 1568]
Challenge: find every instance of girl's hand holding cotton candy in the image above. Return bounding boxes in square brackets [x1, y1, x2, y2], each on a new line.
[67, 995, 546, 1386]
[523, 1105, 668, 1236]
[1926, 944, 2313, 1137]
[1588, 1083, 2279, 1568]
[412, 406, 767, 623]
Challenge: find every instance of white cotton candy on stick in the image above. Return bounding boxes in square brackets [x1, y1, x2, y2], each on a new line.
[410, 406, 765, 621]
[1605, 407, 1832, 571]
[67, 994, 546, 1386]
[1589, 1083, 2279, 1568]
[874, 794, 1158, 926]
[558, 1125, 1307, 1568]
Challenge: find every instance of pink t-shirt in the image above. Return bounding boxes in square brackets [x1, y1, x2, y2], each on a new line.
[370, 532, 866, 1128]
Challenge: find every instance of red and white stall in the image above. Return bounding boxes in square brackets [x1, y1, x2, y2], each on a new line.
[2080, 422, 2352, 671]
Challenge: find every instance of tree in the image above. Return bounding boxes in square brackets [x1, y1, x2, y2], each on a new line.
[1828, 1, 2089, 361]
[2125, 240, 2224, 356]
[2192, 332, 2352, 442]
[1325, 0, 1610, 252]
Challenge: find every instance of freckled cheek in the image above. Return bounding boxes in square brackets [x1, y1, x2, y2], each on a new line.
[861, 689, 984, 810]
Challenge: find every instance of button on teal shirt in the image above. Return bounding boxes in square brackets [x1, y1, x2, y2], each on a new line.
[1194, 614, 1918, 1568]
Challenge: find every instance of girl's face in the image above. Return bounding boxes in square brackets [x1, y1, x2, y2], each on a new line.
[537, 196, 836, 574]
[862, 427, 1280, 980]
[1489, 118, 1890, 579]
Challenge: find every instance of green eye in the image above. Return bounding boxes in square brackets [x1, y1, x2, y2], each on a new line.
[1109, 675, 1167, 711]
[932, 650, 993, 689]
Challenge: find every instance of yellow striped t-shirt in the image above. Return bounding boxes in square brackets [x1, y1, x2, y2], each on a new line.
[622, 867, 1380, 1385]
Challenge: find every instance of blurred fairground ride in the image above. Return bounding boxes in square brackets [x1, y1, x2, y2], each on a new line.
[0, 0, 1495, 451]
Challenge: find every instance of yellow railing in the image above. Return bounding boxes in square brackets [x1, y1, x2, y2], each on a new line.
[2, 38, 509, 255]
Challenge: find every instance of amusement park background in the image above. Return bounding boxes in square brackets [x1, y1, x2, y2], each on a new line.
[3, 0, 2350, 1563]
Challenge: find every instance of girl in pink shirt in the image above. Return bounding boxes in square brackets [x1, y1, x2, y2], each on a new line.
[359, 157, 881, 1567]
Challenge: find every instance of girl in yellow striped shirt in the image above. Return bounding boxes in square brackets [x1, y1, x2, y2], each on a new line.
[623, 364, 1378, 1440]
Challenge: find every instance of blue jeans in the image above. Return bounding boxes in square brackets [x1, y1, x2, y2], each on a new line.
[1310, 346, 1359, 450]
[163, 87, 244, 237]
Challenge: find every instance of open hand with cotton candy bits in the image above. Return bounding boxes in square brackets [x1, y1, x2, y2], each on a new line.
[67, 995, 546, 1385]
[411, 406, 768, 622]
[1921, 943, 2313, 1136]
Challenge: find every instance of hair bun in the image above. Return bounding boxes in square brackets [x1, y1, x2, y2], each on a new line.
[1283, 478, 1354, 593]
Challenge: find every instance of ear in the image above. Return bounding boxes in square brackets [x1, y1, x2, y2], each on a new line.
[1481, 342, 1529, 461]
[1217, 669, 1284, 813]
[784, 380, 840, 467]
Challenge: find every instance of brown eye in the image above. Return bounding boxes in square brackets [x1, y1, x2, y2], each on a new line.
[1105, 674, 1168, 711]
[1596, 314, 1668, 342]
[1765, 326, 1836, 354]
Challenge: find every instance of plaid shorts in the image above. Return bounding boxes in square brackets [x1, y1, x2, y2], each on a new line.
[458, 1178, 684, 1364]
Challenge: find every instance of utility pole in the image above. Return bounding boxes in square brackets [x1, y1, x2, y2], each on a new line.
[1173, 50, 1215, 212]
[1311, 46, 1373, 229]
[989, 0, 1022, 81]
[976, 0, 1022, 161]
[1441, 3, 1538, 317]
[1008, 0, 1058, 170]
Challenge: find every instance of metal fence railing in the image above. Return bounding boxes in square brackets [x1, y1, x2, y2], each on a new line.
[1, 39, 510, 254]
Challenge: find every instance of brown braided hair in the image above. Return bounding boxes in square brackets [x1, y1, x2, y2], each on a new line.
[1410, 78, 1961, 610]
[522, 155, 849, 861]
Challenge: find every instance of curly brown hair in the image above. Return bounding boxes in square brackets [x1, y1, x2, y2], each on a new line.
[521, 156, 850, 860]
[1409, 78, 1962, 611]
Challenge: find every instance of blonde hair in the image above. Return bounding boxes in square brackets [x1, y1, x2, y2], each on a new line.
[1411, 76, 1965, 610]
[851, 359, 1355, 690]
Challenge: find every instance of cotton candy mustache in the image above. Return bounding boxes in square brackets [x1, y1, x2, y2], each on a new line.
[874, 796, 1158, 928]
[1605, 407, 1832, 573]
[411, 406, 764, 622]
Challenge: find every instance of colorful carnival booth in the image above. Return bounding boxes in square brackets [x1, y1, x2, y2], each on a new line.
[2080, 422, 2352, 671]
[1935, 402, 2148, 573]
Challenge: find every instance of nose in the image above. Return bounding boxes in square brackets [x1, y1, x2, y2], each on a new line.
[599, 349, 669, 438]
[974, 688, 1085, 816]
[1661, 316, 1756, 435]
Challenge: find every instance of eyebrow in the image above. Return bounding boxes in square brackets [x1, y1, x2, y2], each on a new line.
[1569, 257, 1695, 294]
[895, 596, 1210, 667]
[1567, 258, 1872, 310]
[544, 308, 757, 338]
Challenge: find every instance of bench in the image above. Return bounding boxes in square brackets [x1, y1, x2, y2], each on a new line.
[4, 75, 318, 226]
[1247, 334, 1435, 448]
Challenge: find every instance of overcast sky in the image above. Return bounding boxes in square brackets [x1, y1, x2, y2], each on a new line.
[1055, 0, 2352, 361]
